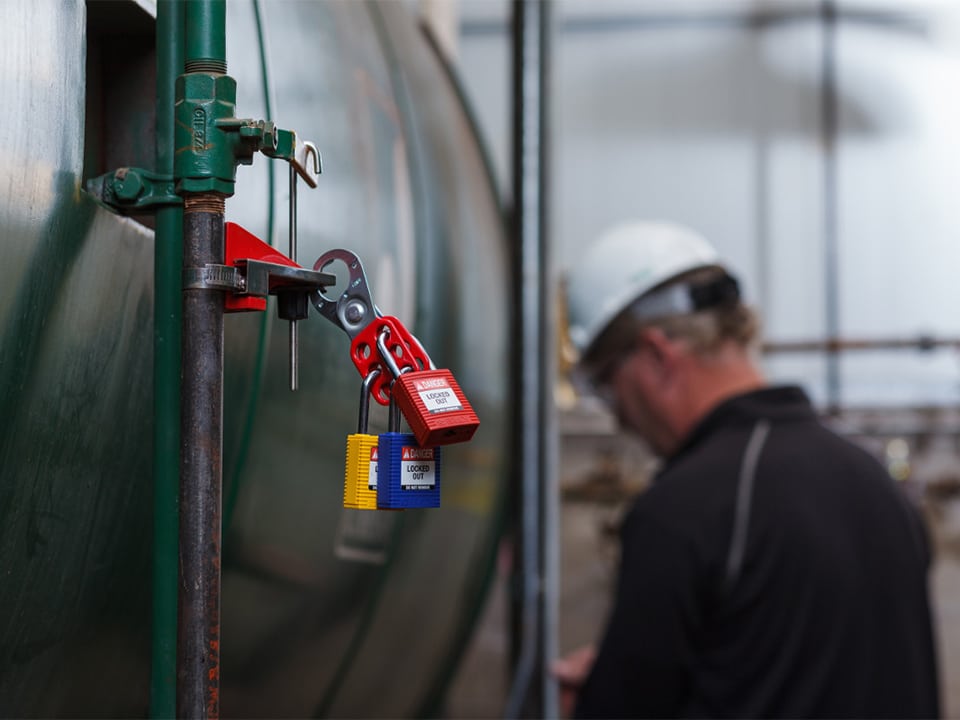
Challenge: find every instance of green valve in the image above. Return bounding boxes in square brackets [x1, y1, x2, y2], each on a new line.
[172, 73, 311, 197]
[174, 73, 240, 196]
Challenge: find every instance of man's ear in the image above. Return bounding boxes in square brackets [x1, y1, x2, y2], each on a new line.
[637, 326, 680, 376]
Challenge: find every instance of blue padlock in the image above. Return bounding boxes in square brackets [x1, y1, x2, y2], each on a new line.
[377, 380, 441, 510]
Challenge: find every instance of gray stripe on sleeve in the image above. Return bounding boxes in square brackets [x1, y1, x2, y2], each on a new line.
[725, 419, 772, 592]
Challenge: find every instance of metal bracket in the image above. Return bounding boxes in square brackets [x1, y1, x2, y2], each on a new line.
[241, 259, 334, 298]
[199, 222, 336, 313]
[311, 248, 382, 340]
[214, 118, 323, 188]
[183, 260, 332, 297]
[183, 264, 245, 292]
[85, 167, 182, 214]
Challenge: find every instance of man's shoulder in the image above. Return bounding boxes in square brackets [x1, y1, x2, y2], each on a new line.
[631, 413, 830, 529]
[654, 422, 757, 494]
[625, 426, 752, 536]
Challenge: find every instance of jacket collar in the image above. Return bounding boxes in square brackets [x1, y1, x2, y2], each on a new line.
[670, 385, 816, 459]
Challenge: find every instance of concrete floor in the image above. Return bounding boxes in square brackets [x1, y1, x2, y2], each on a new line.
[446, 402, 960, 718]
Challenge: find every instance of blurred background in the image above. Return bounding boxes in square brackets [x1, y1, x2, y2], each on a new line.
[439, 0, 960, 716]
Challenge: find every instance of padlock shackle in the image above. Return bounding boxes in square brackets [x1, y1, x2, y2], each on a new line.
[351, 318, 430, 405]
[388, 385, 401, 433]
[358, 367, 381, 434]
[376, 327, 409, 380]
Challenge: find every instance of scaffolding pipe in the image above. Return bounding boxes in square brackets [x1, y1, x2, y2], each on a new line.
[152, 1, 183, 717]
[763, 335, 960, 354]
[821, 0, 841, 411]
[506, 1, 557, 717]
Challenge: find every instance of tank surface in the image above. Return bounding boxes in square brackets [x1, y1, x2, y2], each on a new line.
[0, 1, 510, 717]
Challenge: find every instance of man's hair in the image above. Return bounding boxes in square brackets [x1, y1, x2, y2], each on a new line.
[583, 266, 761, 372]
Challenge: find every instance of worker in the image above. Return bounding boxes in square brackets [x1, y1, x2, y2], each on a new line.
[553, 221, 940, 718]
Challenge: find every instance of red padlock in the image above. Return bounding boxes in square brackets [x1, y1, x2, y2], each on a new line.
[376, 330, 480, 447]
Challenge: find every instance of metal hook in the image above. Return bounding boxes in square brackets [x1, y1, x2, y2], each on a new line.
[293, 139, 322, 189]
[284, 137, 322, 389]
[303, 141, 321, 175]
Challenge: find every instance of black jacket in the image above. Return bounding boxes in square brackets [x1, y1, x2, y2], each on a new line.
[576, 386, 939, 719]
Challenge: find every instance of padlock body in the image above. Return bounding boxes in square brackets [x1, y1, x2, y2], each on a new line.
[377, 432, 441, 509]
[394, 369, 480, 446]
[344, 433, 379, 510]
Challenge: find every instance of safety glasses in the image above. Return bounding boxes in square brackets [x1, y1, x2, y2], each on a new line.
[576, 343, 638, 408]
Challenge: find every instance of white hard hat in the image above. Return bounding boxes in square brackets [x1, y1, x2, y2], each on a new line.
[566, 221, 722, 356]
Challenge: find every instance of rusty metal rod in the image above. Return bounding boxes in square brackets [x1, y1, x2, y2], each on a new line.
[178, 199, 224, 720]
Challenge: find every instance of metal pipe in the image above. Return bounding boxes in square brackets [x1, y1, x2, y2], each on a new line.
[821, 0, 841, 412]
[185, 0, 226, 73]
[537, 6, 559, 717]
[750, 25, 771, 316]
[505, 1, 557, 717]
[177, 4, 228, 716]
[289, 164, 298, 390]
[178, 199, 225, 720]
[763, 335, 960, 354]
[152, 1, 183, 717]
[507, 2, 540, 712]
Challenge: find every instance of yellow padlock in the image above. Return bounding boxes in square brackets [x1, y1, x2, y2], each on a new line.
[344, 369, 381, 510]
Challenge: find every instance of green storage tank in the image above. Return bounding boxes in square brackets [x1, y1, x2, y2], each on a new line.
[0, 1, 510, 716]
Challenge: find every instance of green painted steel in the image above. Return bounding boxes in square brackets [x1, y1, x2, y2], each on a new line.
[185, 0, 227, 72]
[174, 73, 240, 196]
[152, 1, 184, 716]
[86, 167, 181, 212]
[0, 10, 153, 714]
[0, 1, 510, 717]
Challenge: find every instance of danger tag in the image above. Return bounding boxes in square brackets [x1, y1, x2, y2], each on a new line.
[368, 446, 378, 490]
[400, 446, 436, 489]
[415, 380, 463, 414]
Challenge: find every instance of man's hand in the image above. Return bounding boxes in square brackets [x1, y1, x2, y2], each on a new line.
[551, 645, 597, 718]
